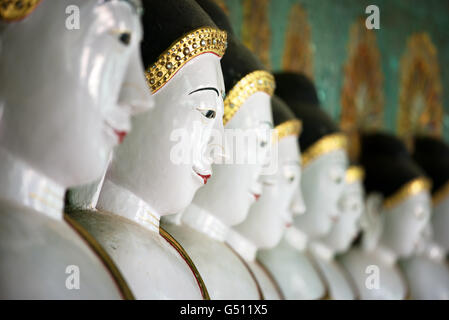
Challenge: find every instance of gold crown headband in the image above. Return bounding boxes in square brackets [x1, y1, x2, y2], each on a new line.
[383, 177, 432, 210]
[145, 27, 227, 94]
[302, 133, 348, 168]
[345, 166, 365, 183]
[0, 0, 41, 21]
[273, 119, 302, 143]
[223, 70, 275, 126]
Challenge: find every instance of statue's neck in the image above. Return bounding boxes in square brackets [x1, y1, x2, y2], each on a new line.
[226, 228, 257, 262]
[375, 244, 398, 266]
[284, 227, 309, 252]
[96, 178, 160, 233]
[181, 203, 229, 242]
[309, 241, 335, 261]
[0, 147, 64, 220]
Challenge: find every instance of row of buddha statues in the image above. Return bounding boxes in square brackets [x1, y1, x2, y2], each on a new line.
[1, 0, 448, 300]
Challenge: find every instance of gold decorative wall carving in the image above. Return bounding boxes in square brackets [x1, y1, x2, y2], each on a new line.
[398, 32, 443, 143]
[340, 18, 384, 161]
[242, 0, 271, 69]
[282, 3, 314, 79]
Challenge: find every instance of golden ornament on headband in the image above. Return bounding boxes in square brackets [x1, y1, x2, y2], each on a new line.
[383, 177, 432, 209]
[345, 166, 364, 183]
[302, 133, 348, 168]
[145, 27, 227, 94]
[432, 180, 449, 206]
[0, 0, 41, 21]
[223, 70, 275, 126]
[273, 119, 302, 143]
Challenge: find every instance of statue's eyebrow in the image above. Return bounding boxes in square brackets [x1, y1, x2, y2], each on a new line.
[189, 87, 219, 97]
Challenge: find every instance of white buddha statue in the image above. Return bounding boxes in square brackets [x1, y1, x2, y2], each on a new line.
[0, 0, 152, 299]
[308, 166, 365, 300]
[398, 136, 449, 299]
[257, 72, 349, 300]
[226, 95, 303, 300]
[161, 0, 275, 300]
[340, 132, 432, 300]
[67, 0, 228, 299]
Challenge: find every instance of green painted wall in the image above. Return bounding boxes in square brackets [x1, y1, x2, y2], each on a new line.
[223, 0, 449, 140]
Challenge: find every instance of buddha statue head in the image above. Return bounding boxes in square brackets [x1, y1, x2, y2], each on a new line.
[412, 136, 449, 253]
[102, 0, 227, 215]
[183, 0, 274, 227]
[0, 0, 152, 187]
[320, 166, 365, 253]
[233, 96, 303, 249]
[360, 132, 432, 258]
[274, 72, 348, 239]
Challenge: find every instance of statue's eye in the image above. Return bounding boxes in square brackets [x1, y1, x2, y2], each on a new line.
[287, 175, 295, 183]
[119, 32, 132, 46]
[260, 140, 267, 148]
[199, 109, 216, 119]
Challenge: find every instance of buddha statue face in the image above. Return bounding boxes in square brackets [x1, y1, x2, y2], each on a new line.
[235, 135, 302, 248]
[0, 0, 152, 187]
[107, 53, 225, 215]
[294, 150, 348, 238]
[321, 179, 364, 253]
[381, 190, 431, 258]
[191, 91, 273, 226]
[431, 195, 449, 252]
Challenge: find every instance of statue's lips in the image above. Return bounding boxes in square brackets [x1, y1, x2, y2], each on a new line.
[104, 121, 129, 144]
[253, 193, 261, 201]
[113, 129, 128, 144]
[195, 172, 211, 184]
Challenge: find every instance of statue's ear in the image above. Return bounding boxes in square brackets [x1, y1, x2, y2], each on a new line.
[365, 192, 383, 219]
[360, 192, 384, 250]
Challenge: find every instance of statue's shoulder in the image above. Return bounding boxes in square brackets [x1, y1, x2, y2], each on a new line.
[67, 210, 206, 299]
[401, 255, 449, 299]
[312, 256, 357, 300]
[65, 212, 134, 299]
[340, 248, 406, 299]
[0, 204, 125, 299]
[258, 244, 326, 299]
[250, 260, 283, 300]
[164, 223, 261, 300]
[159, 226, 209, 299]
